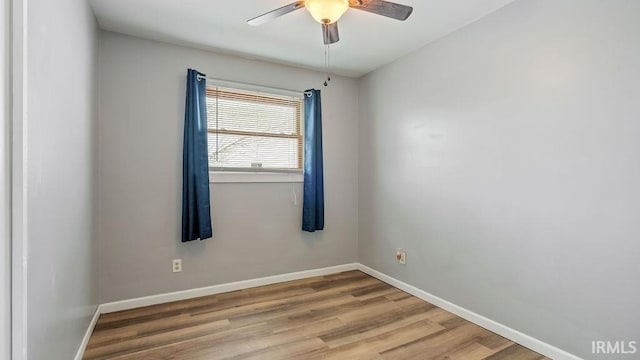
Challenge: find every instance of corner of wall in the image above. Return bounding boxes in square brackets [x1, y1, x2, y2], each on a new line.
[90, 4, 101, 312]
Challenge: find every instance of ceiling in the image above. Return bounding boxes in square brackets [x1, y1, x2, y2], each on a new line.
[89, 0, 515, 77]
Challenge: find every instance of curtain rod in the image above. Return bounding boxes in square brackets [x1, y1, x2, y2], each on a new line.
[196, 75, 312, 97]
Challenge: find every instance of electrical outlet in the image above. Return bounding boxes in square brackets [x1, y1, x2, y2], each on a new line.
[172, 259, 182, 273]
[396, 249, 406, 265]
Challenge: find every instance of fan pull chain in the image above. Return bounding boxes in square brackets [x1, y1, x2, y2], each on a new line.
[324, 44, 331, 87]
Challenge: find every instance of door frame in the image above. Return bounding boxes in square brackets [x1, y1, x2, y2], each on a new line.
[8, 0, 28, 358]
[1, 0, 11, 357]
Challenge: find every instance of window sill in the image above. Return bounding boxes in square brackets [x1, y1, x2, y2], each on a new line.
[210, 171, 303, 183]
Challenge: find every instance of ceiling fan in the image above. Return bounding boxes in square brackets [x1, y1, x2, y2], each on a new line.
[248, 0, 413, 45]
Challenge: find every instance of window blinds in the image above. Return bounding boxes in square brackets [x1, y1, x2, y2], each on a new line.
[205, 86, 304, 172]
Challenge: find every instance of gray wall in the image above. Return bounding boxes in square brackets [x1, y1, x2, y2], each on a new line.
[358, 1, 640, 359]
[1, 0, 10, 357]
[97, 32, 359, 303]
[25, 0, 99, 359]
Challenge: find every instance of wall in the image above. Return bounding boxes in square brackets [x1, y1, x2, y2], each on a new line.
[97, 32, 359, 303]
[25, 0, 99, 358]
[358, 1, 640, 359]
[1, 0, 10, 357]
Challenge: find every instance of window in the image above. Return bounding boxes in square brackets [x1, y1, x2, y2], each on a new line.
[205, 84, 304, 177]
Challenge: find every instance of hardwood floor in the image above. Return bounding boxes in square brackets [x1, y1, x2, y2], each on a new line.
[84, 271, 549, 359]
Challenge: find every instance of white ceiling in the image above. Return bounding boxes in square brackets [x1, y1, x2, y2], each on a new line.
[89, 0, 515, 77]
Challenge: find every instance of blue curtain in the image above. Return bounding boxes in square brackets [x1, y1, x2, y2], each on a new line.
[302, 89, 324, 232]
[182, 69, 212, 242]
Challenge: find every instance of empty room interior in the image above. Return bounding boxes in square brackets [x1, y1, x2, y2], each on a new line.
[2, 0, 640, 359]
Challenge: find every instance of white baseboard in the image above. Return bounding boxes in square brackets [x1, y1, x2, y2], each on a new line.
[74, 305, 101, 360]
[76, 263, 358, 358]
[356, 264, 582, 360]
[100, 263, 359, 314]
[76, 262, 580, 360]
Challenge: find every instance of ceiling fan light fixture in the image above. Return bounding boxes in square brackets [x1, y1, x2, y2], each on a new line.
[305, 0, 349, 24]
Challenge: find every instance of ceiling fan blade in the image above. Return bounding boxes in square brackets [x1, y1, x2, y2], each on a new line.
[349, 0, 413, 21]
[247, 1, 305, 26]
[322, 22, 340, 45]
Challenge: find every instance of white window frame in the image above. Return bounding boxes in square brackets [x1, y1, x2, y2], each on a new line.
[205, 79, 304, 183]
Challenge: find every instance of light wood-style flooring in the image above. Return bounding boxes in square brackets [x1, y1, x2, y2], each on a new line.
[84, 271, 549, 359]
